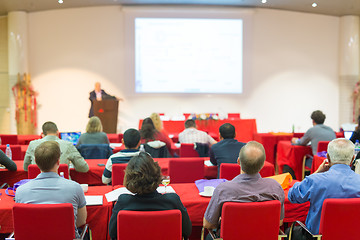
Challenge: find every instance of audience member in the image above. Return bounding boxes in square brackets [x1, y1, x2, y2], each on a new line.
[0, 149, 17, 171]
[140, 117, 173, 155]
[203, 141, 285, 239]
[288, 138, 360, 239]
[108, 152, 192, 240]
[76, 116, 109, 147]
[289, 110, 336, 176]
[16, 141, 88, 239]
[209, 123, 246, 174]
[24, 121, 89, 172]
[291, 110, 336, 155]
[102, 128, 140, 185]
[179, 119, 217, 146]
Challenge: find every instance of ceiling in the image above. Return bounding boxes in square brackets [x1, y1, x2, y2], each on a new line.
[0, 0, 359, 17]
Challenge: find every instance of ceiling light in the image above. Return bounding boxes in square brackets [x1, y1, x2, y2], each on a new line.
[261, 0, 267, 3]
[58, 0, 63, 3]
[312, 3, 317, 7]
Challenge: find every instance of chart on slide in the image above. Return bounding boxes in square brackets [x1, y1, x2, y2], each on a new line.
[135, 18, 243, 93]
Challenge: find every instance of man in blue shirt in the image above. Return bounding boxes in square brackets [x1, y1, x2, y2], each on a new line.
[288, 138, 360, 239]
[209, 123, 246, 177]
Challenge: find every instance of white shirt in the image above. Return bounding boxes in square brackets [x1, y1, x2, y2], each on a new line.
[178, 128, 216, 145]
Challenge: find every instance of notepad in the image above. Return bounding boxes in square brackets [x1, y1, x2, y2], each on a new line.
[105, 186, 176, 202]
[85, 195, 103, 206]
[204, 160, 214, 166]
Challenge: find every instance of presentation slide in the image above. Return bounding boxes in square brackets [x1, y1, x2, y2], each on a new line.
[135, 18, 243, 94]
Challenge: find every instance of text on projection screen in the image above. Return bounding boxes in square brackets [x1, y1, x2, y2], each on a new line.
[135, 18, 243, 94]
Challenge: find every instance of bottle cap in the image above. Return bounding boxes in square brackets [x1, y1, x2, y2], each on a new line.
[6, 144, 9, 147]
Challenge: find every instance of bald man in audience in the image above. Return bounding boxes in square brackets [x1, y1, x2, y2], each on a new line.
[203, 141, 285, 239]
[16, 141, 88, 239]
[24, 121, 89, 172]
[288, 138, 360, 239]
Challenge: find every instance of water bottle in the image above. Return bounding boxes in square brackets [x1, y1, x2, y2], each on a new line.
[5, 144, 12, 160]
[139, 144, 145, 152]
[355, 140, 360, 158]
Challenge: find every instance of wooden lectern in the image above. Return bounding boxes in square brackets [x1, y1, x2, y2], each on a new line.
[93, 99, 119, 133]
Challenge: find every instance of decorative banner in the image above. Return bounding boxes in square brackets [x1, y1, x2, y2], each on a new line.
[12, 73, 37, 134]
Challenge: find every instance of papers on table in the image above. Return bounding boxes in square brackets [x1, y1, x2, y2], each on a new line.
[109, 143, 122, 149]
[85, 195, 103, 206]
[105, 187, 134, 202]
[204, 160, 214, 166]
[105, 186, 176, 202]
[157, 186, 175, 194]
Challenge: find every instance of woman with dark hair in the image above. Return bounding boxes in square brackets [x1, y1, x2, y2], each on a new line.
[140, 117, 175, 156]
[108, 152, 192, 240]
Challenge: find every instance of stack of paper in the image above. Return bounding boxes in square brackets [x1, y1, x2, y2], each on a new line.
[85, 195, 103, 206]
[105, 186, 176, 202]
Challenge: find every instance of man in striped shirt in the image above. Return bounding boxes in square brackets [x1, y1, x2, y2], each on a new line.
[102, 128, 140, 185]
[178, 119, 217, 146]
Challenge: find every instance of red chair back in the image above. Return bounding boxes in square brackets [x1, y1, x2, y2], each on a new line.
[13, 203, 75, 240]
[221, 201, 281, 240]
[169, 158, 204, 183]
[319, 198, 360, 240]
[317, 141, 330, 153]
[179, 143, 199, 157]
[219, 163, 240, 180]
[0, 134, 18, 145]
[227, 113, 240, 119]
[0, 145, 22, 160]
[117, 210, 182, 240]
[28, 164, 69, 179]
[112, 164, 127, 186]
[293, 132, 304, 138]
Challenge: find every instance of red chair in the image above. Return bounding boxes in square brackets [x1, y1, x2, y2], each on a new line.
[112, 164, 127, 186]
[117, 210, 182, 240]
[12, 203, 87, 240]
[169, 158, 204, 183]
[206, 201, 285, 240]
[179, 143, 199, 157]
[0, 134, 18, 145]
[227, 113, 240, 119]
[28, 164, 69, 179]
[317, 141, 330, 153]
[0, 145, 22, 160]
[290, 198, 360, 240]
[219, 163, 240, 180]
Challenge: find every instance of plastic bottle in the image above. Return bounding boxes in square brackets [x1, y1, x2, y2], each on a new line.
[139, 144, 145, 152]
[5, 144, 12, 160]
[355, 140, 360, 158]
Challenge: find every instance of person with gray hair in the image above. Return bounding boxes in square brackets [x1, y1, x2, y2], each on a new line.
[203, 141, 285, 239]
[288, 138, 360, 240]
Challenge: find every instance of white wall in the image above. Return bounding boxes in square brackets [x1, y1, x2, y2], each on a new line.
[27, 6, 339, 134]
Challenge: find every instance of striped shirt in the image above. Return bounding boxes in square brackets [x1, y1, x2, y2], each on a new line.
[102, 149, 140, 185]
